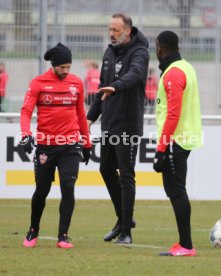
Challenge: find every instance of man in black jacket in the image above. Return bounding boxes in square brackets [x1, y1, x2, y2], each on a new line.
[87, 13, 149, 244]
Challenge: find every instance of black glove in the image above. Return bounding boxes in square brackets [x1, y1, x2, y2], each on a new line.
[21, 135, 34, 154]
[81, 147, 91, 165]
[153, 151, 165, 173]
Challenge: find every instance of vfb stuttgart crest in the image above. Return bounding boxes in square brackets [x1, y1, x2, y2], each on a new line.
[115, 62, 122, 73]
[69, 86, 77, 95]
[39, 153, 48, 164]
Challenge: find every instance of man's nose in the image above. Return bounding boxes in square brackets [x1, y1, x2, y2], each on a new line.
[109, 30, 114, 37]
[63, 68, 69, 73]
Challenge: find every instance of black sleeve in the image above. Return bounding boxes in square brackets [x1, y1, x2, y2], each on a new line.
[86, 91, 103, 122]
[111, 47, 149, 92]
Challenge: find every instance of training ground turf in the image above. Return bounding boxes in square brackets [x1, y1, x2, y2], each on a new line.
[0, 199, 220, 276]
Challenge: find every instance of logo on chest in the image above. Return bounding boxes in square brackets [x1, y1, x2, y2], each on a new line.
[38, 90, 78, 106]
[115, 62, 122, 73]
[42, 94, 53, 104]
[69, 85, 78, 96]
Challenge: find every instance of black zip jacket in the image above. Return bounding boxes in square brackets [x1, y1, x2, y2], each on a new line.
[87, 27, 149, 136]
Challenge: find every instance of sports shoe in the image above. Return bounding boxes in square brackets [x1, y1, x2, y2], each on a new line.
[104, 222, 121, 242]
[160, 242, 196, 256]
[56, 234, 74, 249]
[23, 228, 38, 248]
[104, 219, 136, 242]
[115, 233, 132, 244]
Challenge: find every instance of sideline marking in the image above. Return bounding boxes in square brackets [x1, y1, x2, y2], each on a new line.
[39, 236, 57, 241]
[36, 237, 167, 249]
[116, 243, 166, 249]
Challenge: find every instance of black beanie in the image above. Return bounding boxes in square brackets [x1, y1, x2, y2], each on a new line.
[44, 43, 72, 66]
[157, 31, 179, 51]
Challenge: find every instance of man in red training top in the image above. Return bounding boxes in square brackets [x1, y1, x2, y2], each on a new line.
[20, 43, 91, 249]
[145, 67, 158, 114]
[84, 60, 100, 105]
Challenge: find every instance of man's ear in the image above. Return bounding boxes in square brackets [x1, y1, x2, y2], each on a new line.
[126, 27, 132, 36]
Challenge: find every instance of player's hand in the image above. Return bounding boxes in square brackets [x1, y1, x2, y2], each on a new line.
[81, 147, 91, 165]
[98, 87, 115, 101]
[153, 151, 165, 173]
[21, 135, 34, 154]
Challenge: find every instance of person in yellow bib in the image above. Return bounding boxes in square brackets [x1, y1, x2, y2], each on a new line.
[153, 31, 203, 257]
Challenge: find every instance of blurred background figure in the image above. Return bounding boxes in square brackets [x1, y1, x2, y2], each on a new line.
[0, 62, 8, 112]
[84, 60, 100, 106]
[145, 67, 158, 114]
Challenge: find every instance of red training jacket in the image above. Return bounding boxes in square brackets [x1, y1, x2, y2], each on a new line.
[145, 75, 158, 100]
[20, 68, 91, 147]
[0, 71, 8, 97]
[84, 68, 100, 95]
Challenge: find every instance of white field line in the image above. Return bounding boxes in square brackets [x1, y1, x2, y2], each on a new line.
[33, 236, 166, 249]
[38, 236, 57, 241]
[116, 243, 166, 249]
[154, 227, 210, 232]
[38, 237, 165, 249]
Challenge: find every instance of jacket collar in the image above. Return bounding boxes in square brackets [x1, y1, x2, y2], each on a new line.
[159, 52, 182, 75]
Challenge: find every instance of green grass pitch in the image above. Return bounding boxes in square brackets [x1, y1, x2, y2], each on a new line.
[0, 199, 220, 275]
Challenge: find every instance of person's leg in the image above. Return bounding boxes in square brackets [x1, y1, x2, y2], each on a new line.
[170, 193, 192, 249]
[115, 136, 138, 241]
[30, 183, 52, 231]
[57, 144, 81, 242]
[85, 94, 91, 105]
[162, 143, 193, 250]
[31, 145, 56, 231]
[23, 145, 56, 247]
[100, 135, 122, 221]
[149, 99, 155, 115]
[91, 93, 96, 105]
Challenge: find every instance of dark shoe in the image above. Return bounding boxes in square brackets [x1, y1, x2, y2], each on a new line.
[115, 233, 132, 244]
[104, 223, 121, 241]
[131, 219, 136, 228]
[104, 219, 136, 242]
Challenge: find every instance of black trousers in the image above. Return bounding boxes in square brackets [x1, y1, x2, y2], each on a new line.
[162, 142, 190, 198]
[100, 133, 138, 233]
[85, 93, 96, 105]
[162, 142, 193, 249]
[31, 144, 81, 237]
